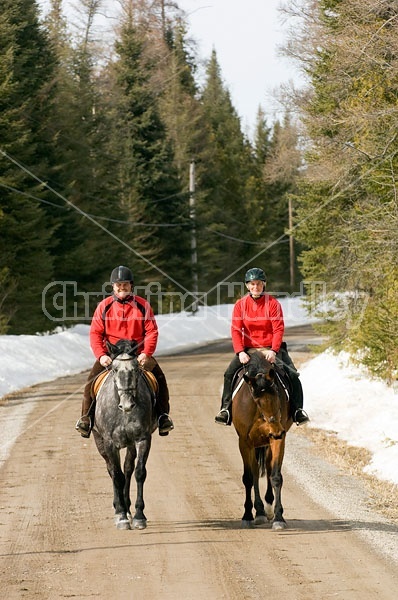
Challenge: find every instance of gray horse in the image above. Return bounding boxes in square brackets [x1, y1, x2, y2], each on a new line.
[92, 339, 157, 530]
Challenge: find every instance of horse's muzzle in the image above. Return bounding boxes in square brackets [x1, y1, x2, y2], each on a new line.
[118, 392, 135, 412]
[118, 404, 133, 413]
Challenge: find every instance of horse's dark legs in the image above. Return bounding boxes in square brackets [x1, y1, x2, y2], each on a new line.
[268, 440, 286, 530]
[128, 438, 151, 529]
[242, 466, 254, 525]
[253, 478, 267, 523]
[252, 454, 266, 523]
[264, 446, 275, 521]
[271, 467, 285, 528]
[108, 453, 130, 528]
[239, 441, 257, 526]
[123, 446, 137, 517]
[93, 434, 130, 529]
[264, 477, 275, 519]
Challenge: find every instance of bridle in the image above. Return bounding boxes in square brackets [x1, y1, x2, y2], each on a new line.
[245, 368, 282, 426]
[111, 354, 141, 405]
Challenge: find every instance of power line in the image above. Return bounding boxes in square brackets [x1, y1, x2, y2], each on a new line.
[0, 181, 191, 227]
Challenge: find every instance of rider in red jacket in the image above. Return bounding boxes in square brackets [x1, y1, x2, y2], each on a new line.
[215, 267, 309, 426]
[76, 265, 174, 438]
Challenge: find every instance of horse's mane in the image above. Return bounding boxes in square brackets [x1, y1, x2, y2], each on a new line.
[246, 351, 270, 377]
[245, 351, 276, 397]
[107, 339, 139, 358]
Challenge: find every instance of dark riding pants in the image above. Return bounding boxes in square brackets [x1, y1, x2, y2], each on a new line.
[219, 346, 304, 416]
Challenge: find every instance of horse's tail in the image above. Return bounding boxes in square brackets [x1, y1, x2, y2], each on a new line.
[256, 447, 267, 478]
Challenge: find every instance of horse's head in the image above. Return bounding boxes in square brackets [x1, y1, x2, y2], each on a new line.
[244, 352, 285, 440]
[111, 355, 139, 413]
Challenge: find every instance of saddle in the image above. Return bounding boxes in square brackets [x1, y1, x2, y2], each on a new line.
[90, 368, 159, 401]
[231, 367, 246, 399]
[142, 369, 159, 396]
[231, 362, 292, 403]
[91, 369, 110, 399]
[274, 366, 292, 401]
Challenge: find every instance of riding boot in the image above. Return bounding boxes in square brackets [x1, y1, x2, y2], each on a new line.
[215, 377, 233, 425]
[75, 360, 102, 438]
[215, 355, 241, 425]
[289, 373, 309, 425]
[151, 363, 174, 436]
[277, 344, 309, 425]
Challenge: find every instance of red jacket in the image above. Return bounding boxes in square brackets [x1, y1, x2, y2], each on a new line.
[231, 293, 284, 354]
[90, 294, 158, 360]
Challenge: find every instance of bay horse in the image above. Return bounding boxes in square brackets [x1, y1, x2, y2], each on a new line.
[92, 339, 157, 530]
[232, 350, 293, 530]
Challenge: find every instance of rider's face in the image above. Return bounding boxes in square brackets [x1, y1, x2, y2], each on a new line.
[113, 281, 132, 299]
[246, 279, 265, 298]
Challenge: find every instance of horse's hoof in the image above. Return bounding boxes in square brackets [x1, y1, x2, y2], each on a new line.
[254, 515, 267, 526]
[132, 518, 147, 530]
[116, 518, 131, 530]
[241, 520, 254, 529]
[272, 520, 287, 530]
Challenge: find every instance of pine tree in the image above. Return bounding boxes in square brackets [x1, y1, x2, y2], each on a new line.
[285, 0, 398, 380]
[0, 0, 57, 333]
[103, 7, 189, 306]
[261, 115, 302, 291]
[198, 50, 254, 299]
[157, 17, 210, 305]
[44, 0, 129, 317]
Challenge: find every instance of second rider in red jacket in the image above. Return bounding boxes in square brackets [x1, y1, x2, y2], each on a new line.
[215, 267, 309, 426]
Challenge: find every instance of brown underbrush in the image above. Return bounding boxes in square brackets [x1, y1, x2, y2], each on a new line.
[297, 426, 398, 522]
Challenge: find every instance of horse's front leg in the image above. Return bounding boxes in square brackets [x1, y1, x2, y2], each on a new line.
[98, 440, 131, 530]
[123, 445, 137, 520]
[264, 445, 275, 521]
[239, 440, 255, 527]
[253, 449, 266, 524]
[269, 438, 286, 530]
[130, 437, 151, 530]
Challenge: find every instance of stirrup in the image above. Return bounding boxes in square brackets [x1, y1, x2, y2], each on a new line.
[294, 409, 309, 425]
[215, 408, 230, 425]
[75, 417, 92, 438]
[158, 414, 174, 436]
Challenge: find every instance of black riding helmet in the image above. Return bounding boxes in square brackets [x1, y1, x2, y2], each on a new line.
[110, 265, 134, 284]
[244, 267, 267, 283]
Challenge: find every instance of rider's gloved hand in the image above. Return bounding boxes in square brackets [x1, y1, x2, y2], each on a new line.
[238, 351, 250, 364]
[100, 354, 112, 367]
[137, 353, 148, 367]
[264, 349, 276, 363]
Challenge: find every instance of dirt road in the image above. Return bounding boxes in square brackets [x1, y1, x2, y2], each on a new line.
[1, 327, 397, 599]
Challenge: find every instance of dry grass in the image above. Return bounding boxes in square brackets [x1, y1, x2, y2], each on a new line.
[297, 426, 398, 522]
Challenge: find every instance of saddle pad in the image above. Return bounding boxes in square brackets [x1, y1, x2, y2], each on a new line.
[232, 377, 245, 400]
[275, 370, 290, 400]
[142, 369, 159, 394]
[92, 369, 111, 399]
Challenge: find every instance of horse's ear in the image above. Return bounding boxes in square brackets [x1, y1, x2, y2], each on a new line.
[243, 373, 253, 384]
[106, 340, 119, 358]
[127, 340, 139, 357]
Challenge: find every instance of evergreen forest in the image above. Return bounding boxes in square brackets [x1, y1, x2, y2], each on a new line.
[0, 0, 397, 384]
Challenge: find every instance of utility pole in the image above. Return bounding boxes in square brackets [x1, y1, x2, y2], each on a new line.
[189, 160, 199, 313]
[288, 196, 295, 289]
